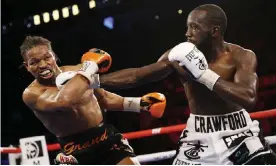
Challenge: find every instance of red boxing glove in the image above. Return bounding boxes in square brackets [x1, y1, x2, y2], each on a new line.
[77, 48, 111, 86]
[140, 92, 166, 118]
[123, 93, 166, 118]
[81, 48, 112, 73]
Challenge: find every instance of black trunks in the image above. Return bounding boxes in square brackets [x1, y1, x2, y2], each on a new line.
[57, 124, 136, 164]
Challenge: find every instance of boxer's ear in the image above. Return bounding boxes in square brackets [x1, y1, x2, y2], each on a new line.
[212, 26, 220, 37]
[53, 52, 61, 64]
[22, 62, 31, 72]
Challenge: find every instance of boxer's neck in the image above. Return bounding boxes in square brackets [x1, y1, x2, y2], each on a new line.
[201, 37, 226, 62]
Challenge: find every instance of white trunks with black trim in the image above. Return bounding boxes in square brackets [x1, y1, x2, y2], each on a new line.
[173, 109, 267, 165]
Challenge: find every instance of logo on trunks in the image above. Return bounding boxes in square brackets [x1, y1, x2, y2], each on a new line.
[195, 111, 248, 133]
[63, 129, 108, 155]
[223, 130, 253, 148]
[184, 141, 208, 160]
[185, 47, 199, 62]
[25, 141, 44, 159]
[174, 159, 201, 165]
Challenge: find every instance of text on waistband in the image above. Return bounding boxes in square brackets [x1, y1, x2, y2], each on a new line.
[195, 111, 248, 133]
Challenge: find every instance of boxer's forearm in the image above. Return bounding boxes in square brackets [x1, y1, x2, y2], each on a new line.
[58, 75, 90, 105]
[94, 88, 124, 111]
[99, 61, 174, 89]
[213, 78, 257, 110]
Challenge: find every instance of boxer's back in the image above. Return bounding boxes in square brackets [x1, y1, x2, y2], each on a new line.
[23, 66, 104, 137]
[184, 43, 249, 115]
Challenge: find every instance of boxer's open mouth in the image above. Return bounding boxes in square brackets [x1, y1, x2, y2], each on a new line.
[39, 69, 53, 79]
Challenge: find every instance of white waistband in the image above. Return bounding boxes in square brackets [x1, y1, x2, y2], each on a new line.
[186, 109, 253, 133]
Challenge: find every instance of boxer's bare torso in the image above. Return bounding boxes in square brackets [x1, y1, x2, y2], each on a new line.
[23, 65, 105, 137]
[183, 43, 255, 115]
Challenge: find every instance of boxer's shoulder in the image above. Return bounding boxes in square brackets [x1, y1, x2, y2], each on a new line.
[24, 80, 43, 95]
[226, 42, 244, 54]
[22, 82, 43, 108]
[226, 42, 256, 63]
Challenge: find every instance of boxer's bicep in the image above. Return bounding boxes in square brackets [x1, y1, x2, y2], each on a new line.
[213, 50, 258, 110]
[36, 89, 70, 111]
[234, 50, 258, 95]
[26, 87, 75, 112]
[234, 71, 258, 95]
[22, 88, 63, 112]
[94, 88, 124, 110]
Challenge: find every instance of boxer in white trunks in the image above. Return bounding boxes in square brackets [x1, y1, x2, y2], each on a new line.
[83, 4, 276, 165]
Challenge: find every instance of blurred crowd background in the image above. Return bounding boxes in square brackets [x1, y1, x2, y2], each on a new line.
[2, 0, 276, 164]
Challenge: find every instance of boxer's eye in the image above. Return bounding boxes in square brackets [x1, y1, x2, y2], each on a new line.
[29, 61, 37, 65]
[192, 25, 198, 30]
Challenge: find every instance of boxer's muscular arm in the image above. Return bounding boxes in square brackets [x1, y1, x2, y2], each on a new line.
[23, 75, 91, 112]
[56, 74, 91, 106]
[22, 87, 70, 112]
[99, 49, 174, 89]
[94, 88, 124, 110]
[213, 50, 258, 111]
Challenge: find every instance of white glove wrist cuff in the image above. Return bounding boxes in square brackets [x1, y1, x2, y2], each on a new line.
[90, 74, 100, 89]
[77, 61, 99, 87]
[123, 97, 141, 112]
[198, 69, 220, 90]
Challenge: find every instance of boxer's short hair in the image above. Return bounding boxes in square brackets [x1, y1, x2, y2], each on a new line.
[194, 4, 227, 35]
[20, 36, 59, 61]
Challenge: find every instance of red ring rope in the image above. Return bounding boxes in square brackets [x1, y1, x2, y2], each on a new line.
[249, 109, 276, 119]
[1, 109, 275, 154]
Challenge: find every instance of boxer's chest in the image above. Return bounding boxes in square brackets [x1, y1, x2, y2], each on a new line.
[186, 52, 236, 91]
[184, 53, 238, 114]
[208, 53, 236, 81]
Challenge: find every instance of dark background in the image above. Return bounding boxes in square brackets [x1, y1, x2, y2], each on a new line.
[2, 0, 276, 164]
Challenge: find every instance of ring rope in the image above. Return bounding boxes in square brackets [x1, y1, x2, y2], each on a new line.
[136, 135, 276, 163]
[137, 150, 176, 163]
[1, 109, 275, 154]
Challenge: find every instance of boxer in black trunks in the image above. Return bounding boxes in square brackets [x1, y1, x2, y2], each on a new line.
[20, 36, 166, 164]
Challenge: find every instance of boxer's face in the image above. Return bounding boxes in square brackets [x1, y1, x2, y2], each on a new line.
[186, 10, 213, 48]
[24, 45, 59, 82]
